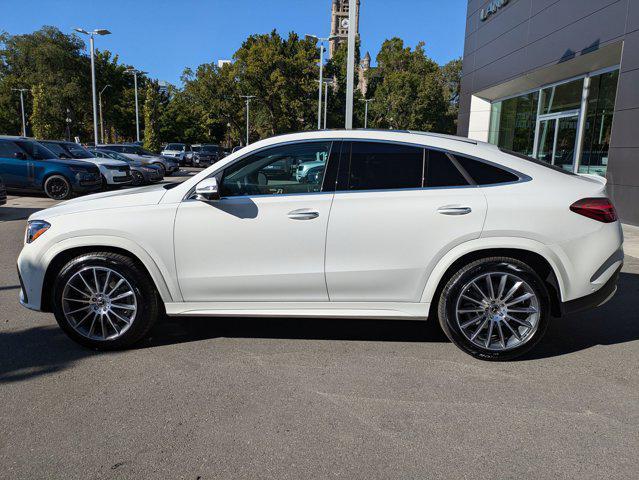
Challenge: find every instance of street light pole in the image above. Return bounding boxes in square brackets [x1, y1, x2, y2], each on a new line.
[99, 84, 110, 144]
[306, 34, 336, 130]
[240, 95, 256, 145]
[125, 68, 148, 143]
[360, 98, 374, 128]
[12, 88, 28, 136]
[323, 80, 332, 130]
[344, 0, 357, 129]
[74, 28, 111, 145]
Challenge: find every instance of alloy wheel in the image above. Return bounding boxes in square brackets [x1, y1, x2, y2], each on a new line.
[61, 267, 138, 341]
[46, 177, 70, 200]
[455, 272, 540, 351]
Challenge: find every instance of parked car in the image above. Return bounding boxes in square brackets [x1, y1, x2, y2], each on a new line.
[89, 148, 163, 186]
[18, 130, 623, 360]
[99, 144, 179, 176]
[39, 140, 132, 189]
[191, 144, 223, 167]
[0, 174, 6, 206]
[161, 143, 192, 165]
[0, 136, 101, 200]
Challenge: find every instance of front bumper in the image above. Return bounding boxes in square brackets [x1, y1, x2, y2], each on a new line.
[560, 264, 622, 316]
[102, 169, 133, 185]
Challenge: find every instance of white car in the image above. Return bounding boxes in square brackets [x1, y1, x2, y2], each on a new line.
[18, 130, 624, 360]
[161, 143, 192, 165]
[40, 141, 132, 188]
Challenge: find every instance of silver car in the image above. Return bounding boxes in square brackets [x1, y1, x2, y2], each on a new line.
[89, 148, 164, 185]
[99, 144, 179, 176]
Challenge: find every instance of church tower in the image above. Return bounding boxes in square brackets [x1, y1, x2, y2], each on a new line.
[329, 0, 360, 58]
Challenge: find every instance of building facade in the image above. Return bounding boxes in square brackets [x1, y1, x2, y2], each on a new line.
[458, 0, 639, 225]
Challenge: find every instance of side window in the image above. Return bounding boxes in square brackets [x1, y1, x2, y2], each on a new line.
[221, 141, 332, 197]
[425, 149, 469, 187]
[0, 140, 24, 158]
[345, 142, 424, 191]
[453, 154, 520, 185]
[15, 141, 56, 160]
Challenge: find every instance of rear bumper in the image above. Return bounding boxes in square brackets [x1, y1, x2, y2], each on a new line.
[560, 264, 622, 316]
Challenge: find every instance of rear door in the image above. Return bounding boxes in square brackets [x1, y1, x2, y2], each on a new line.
[325, 142, 487, 302]
[0, 140, 31, 188]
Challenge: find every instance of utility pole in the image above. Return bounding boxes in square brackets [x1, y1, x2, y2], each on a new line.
[306, 34, 336, 130]
[125, 68, 147, 143]
[323, 80, 332, 129]
[12, 88, 28, 136]
[99, 84, 110, 144]
[344, 0, 357, 129]
[74, 28, 111, 145]
[360, 98, 374, 128]
[240, 95, 256, 145]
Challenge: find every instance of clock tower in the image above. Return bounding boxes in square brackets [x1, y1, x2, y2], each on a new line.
[329, 0, 360, 58]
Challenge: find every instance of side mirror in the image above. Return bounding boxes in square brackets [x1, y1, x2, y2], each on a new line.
[195, 177, 220, 201]
[14, 151, 27, 160]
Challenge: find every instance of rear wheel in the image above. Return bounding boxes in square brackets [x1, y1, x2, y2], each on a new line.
[44, 175, 72, 200]
[437, 257, 550, 361]
[52, 252, 160, 350]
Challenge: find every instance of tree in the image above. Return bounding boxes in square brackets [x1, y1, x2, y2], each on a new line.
[366, 38, 449, 132]
[441, 58, 462, 134]
[143, 82, 162, 152]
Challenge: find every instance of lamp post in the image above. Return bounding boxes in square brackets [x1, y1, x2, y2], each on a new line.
[12, 88, 28, 136]
[306, 34, 336, 130]
[360, 98, 374, 128]
[74, 28, 111, 145]
[125, 68, 147, 143]
[99, 84, 110, 144]
[322, 80, 333, 130]
[240, 95, 256, 145]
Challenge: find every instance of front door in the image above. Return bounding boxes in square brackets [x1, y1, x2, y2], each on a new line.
[174, 141, 336, 302]
[535, 112, 579, 172]
[0, 140, 31, 188]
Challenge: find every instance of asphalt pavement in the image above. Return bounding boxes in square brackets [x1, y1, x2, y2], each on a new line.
[1, 175, 637, 479]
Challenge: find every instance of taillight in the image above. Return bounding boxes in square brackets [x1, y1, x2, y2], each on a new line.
[570, 197, 618, 223]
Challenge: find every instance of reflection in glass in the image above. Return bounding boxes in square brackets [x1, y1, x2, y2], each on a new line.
[536, 119, 555, 164]
[489, 91, 539, 156]
[539, 78, 583, 115]
[554, 116, 578, 171]
[579, 70, 619, 176]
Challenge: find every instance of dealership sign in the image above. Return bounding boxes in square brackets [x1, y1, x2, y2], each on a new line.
[480, 0, 513, 21]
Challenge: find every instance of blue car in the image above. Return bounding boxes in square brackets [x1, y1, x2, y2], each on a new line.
[0, 136, 102, 200]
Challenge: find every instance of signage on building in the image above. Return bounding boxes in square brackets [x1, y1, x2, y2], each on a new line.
[480, 0, 513, 22]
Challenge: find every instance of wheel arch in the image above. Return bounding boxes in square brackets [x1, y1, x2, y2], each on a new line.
[422, 241, 566, 318]
[41, 171, 73, 191]
[39, 242, 176, 312]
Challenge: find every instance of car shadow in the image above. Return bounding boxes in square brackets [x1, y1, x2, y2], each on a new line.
[0, 207, 46, 222]
[519, 270, 639, 360]
[0, 326, 99, 384]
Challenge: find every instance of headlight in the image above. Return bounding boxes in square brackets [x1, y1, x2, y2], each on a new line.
[25, 220, 51, 244]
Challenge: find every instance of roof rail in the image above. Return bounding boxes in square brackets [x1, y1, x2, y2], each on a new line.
[406, 131, 478, 145]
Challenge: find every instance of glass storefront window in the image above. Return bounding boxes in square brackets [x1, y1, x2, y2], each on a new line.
[489, 91, 538, 156]
[539, 78, 583, 115]
[579, 70, 619, 176]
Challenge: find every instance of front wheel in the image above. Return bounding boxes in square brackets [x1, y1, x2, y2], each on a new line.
[154, 163, 166, 177]
[131, 170, 145, 186]
[43, 175, 73, 200]
[437, 257, 550, 361]
[52, 252, 160, 350]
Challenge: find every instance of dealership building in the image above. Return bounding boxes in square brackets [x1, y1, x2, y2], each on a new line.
[458, 0, 639, 224]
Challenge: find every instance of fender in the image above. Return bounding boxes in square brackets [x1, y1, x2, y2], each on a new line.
[40, 235, 180, 304]
[419, 236, 569, 305]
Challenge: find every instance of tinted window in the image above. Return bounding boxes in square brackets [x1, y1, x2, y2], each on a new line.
[454, 155, 519, 185]
[499, 148, 575, 176]
[0, 140, 25, 158]
[65, 143, 93, 159]
[346, 142, 423, 191]
[105, 145, 124, 152]
[40, 142, 69, 158]
[426, 149, 469, 187]
[221, 141, 332, 197]
[16, 141, 56, 160]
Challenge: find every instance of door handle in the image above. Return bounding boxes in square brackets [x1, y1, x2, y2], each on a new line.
[288, 208, 320, 220]
[437, 205, 472, 216]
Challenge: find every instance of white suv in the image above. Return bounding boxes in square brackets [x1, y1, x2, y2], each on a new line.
[17, 130, 624, 360]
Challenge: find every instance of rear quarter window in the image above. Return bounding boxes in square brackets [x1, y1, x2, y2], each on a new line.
[453, 154, 520, 185]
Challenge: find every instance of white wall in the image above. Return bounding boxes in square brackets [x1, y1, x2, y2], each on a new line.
[467, 96, 491, 142]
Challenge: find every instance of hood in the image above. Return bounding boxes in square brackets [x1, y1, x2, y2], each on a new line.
[29, 183, 170, 220]
[73, 156, 129, 167]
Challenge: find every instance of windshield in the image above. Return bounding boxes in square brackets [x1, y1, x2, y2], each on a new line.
[65, 143, 93, 159]
[41, 142, 70, 158]
[199, 144, 219, 153]
[165, 143, 184, 150]
[499, 148, 576, 176]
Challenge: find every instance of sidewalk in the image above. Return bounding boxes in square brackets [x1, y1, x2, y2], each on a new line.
[623, 224, 639, 259]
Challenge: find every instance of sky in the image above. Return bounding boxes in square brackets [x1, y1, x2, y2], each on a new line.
[1, 0, 467, 85]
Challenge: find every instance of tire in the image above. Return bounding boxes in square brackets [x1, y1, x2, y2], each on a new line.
[51, 252, 160, 350]
[436, 257, 550, 361]
[43, 175, 73, 200]
[131, 170, 145, 186]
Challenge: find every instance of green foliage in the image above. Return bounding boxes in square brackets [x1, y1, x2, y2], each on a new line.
[143, 82, 162, 152]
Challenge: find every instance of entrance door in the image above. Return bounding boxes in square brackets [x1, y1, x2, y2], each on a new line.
[534, 112, 579, 172]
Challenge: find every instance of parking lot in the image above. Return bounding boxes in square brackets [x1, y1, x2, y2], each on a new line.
[1, 176, 638, 479]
